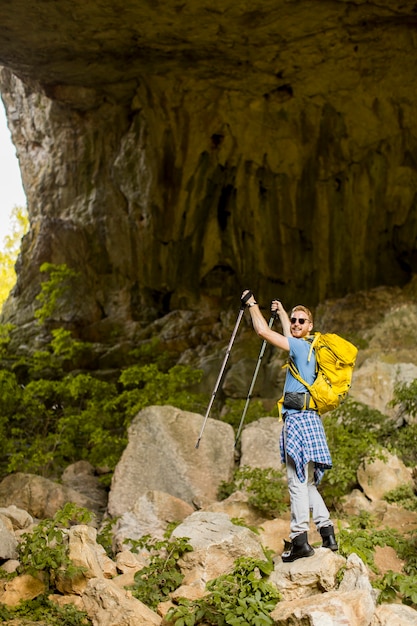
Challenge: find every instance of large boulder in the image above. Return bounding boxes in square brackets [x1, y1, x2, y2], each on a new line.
[0, 473, 96, 519]
[357, 450, 413, 502]
[108, 405, 235, 516]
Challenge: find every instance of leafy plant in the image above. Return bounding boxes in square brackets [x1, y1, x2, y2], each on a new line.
[337, 514, 417, 607]
[166, 552, 280, 626]
[375, 570, 417, 607]
[389, 379, 417, 418]
[17, 502, 93, 591]
[126, 534, 193, 609]
[320, 400, 392, 505]
[0, 355, 205, 480]
[96, 516, 120, 558]
[384, 484, 417, 511]
[218, 465, 288, 518]
[230, 517, 260, 535]
[35, 262, 80, 324]
[374, 528, 417, 608]
[0, 595, 92, 625]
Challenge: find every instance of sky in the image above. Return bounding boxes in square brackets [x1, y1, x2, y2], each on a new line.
[0, 98, 27, 245]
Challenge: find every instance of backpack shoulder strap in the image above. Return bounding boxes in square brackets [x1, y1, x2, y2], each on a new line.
[287, 359, 310, 389]
[306, 332, 320, 363]
[285, 333, 319, 384]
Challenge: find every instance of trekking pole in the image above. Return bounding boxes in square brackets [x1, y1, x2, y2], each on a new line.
[234, 311, 277, 447]
[195, 291, 252, 449]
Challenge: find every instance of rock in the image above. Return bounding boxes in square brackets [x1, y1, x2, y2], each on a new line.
[115, 549, 150, 575]
[2, 2, 417, 354]
[49, 592, 85, 611]
[371, 603, 417, 625]
[0, 472, 97, 519]
[240, 416, 284, 470]
[269, 548, 345, 601]
[82, 578, 161, 626]
[373, 545, 405, 578]
[350, 358, 417, 420]
[0, 517, 18, 560]
[62, 461, 108, 516]
[1, 559, 19, 574]
[270, 588, 375, 626]
[56, 525, 117, 595]
[338, 553, 375, 596]
[112, 490, 194, 550]
[0, 504, 34, 530]
[205, 490, 267, 527]
[341, 489, 373, 517]
[0, 573, 45, 607]
[357, 451, 413, 501]
[108, 405, 235, 515]
[171, 511, 266, 587]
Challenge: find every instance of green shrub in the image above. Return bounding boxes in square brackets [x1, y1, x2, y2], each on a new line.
[0, 357, 205, 480]
[96, 516, 120, 559]
[35, 262, 80, 325]
[337, 514, 417, 608]
[166, 552, 280, 626]
[17, 503, 93, 591]
[0, 595, 91, 625]
[218, 465, 288, 518]
[126, 534, 193, 609]
[384, 484, 417, 511]
[390, 379, 417, 418]
[320, 400, 392, 506]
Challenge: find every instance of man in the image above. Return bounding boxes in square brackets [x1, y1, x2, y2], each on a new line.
[241, 290, 337, 562]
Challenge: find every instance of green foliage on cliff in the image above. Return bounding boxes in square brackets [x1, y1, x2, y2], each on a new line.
[35, 262, 80, 324]
[0, 262, 206, 481]
[0, 351, 204, 480]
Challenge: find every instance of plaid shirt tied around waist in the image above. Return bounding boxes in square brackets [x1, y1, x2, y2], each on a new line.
[280, 410, 332, 485]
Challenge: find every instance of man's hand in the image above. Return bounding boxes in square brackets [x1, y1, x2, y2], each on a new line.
[271, 299, 285, 315]
[241, 290, 257, 307]
[271, 299, 291, 336]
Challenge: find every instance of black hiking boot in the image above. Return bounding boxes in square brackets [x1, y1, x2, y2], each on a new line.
[320, 525, 338, 551]
[281, 531, 315, 563]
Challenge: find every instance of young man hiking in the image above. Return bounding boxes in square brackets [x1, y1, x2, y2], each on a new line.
[241, 290, 337, 562]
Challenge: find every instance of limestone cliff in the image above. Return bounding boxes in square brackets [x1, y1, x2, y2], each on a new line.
[0, 1, 417, 349]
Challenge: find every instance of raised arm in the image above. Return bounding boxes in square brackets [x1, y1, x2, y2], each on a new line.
[242, 291, 290, 352]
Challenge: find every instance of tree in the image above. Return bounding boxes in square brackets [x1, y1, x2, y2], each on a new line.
[0, 205, 28, 307]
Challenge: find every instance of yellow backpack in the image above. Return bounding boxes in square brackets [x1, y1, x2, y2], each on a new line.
[281, 332, 358, 416]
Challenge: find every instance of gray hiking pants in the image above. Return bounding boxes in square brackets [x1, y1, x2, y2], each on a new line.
[282, 416, 332, 539]
[286, 455, 332, 539]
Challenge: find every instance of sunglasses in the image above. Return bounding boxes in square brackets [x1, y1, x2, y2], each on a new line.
[290, 317, 309, 325]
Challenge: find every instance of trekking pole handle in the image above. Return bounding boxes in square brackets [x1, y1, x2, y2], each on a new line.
[240, 289, 254, 308]
[270, 298, 281, 319]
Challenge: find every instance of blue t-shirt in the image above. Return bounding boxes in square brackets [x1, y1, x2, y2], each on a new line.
[283, 337, 316, 414]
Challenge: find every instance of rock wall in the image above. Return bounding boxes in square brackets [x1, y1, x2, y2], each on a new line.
[1, 1, 417, 346]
